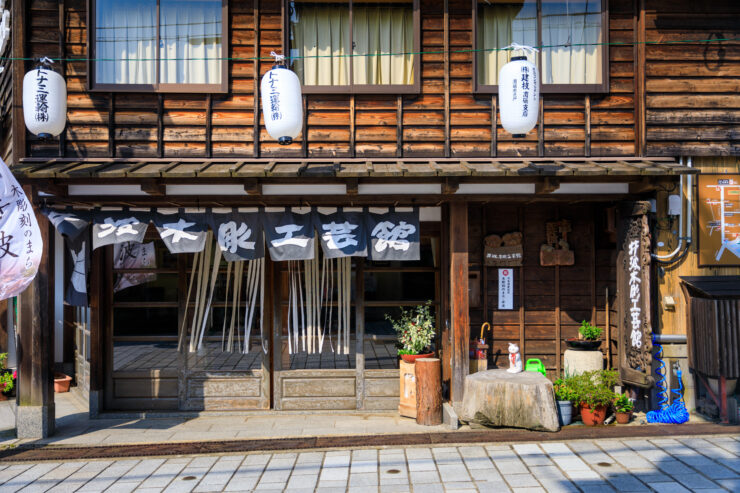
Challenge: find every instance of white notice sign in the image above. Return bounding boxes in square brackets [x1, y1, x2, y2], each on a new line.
[498, 268, 513, 310]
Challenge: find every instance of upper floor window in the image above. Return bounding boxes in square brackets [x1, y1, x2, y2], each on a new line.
[90, 0, 227, 92]
[474, 0, 607, 93]
[287, 0, 420, 94]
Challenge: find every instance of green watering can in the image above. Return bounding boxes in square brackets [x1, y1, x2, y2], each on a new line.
[525, 358, 546, 376]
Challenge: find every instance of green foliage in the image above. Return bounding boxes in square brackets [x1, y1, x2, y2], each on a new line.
[579, 320, 604, 341]
[0, 353, 7, 368]
[553, 378, 578, 402]
[0, 371, 13, 394]
[386, 302, 436, 355]
[614, 393, 634, 413]
[567, 369, 619, 410]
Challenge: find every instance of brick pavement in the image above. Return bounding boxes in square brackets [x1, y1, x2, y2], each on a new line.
[0, 434, 738, 492]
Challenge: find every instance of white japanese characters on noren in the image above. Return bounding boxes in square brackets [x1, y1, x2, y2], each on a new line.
[371, 221, 416, 252]
[628, 239, 642, 348]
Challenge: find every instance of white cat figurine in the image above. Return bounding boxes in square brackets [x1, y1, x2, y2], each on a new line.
[507, 343, 523, 373]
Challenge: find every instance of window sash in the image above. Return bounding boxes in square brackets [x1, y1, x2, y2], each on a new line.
[89, 0, 228, 93]
[286, 0, 421, 94]
[473, 0, 608, 94]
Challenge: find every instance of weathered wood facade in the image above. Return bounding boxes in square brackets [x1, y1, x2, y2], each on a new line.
[9, 0, 738, 162]
[3, 0, 737, 423]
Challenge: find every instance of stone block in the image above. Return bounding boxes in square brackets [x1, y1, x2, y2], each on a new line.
[16, 404, 55, 439]
[563, 350, 603, 376]
[459, 369, 559, 432]
[443, 402, 459, 430]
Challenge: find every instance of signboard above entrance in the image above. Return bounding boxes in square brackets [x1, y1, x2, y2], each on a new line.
[698, 174, 740, 267]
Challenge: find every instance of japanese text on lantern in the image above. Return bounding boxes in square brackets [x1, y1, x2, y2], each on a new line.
[628, 239, 642, 348]
[268, 71, 282, 122]
[521, 65, 529, 118]
[35, 68, 50, 123]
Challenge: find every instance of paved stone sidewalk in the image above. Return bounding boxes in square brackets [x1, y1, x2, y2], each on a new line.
[0, 393, 448, 448]
[0, 434, 738, 492]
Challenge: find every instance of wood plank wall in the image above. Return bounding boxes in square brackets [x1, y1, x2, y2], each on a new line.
[18, 0, 739, 160]
[656, 156, 740, 336]
[14, 0, 740, 157]
[468, 203, 619, 378]
[644, 1, 740, 156]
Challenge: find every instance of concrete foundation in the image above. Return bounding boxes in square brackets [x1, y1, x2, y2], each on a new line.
[563, 349, 603, 376]
[16, 404, 55, 439]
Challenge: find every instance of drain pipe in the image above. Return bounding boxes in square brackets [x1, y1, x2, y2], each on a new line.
[653, 156, 692, 264]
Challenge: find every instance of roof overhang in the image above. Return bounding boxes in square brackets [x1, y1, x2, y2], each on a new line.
[14, 157, 694, 206]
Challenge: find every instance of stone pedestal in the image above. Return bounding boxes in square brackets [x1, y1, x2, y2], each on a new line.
[16, 404, 55, 439]
[563, 349, 603, 376]
[459, 369, 560, 432]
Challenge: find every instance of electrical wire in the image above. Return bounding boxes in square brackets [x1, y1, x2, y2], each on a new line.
[646, 334, 689, 424]
[1, 37, 738, 63]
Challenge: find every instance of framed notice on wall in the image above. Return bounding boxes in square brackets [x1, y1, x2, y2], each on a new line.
[698, 174, 740, 267]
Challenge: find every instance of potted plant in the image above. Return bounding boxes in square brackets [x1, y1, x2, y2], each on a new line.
[566, 320, 603, 351]
[553, 377, 576, 426]
[0, 353, 14, 399]
[0, 370, 14, 401]
[614, 393, 634, 424]
[572, 369, 618, 426]
[386, 302, 436, 363]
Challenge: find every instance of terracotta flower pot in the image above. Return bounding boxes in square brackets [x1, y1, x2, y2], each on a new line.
[580, 403, 608, 426]
[54, 373, 72, 393]
[400, 352, 435, 363]
[615, 411, 632, 424]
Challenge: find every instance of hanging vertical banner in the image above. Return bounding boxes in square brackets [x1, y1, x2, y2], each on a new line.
[0, 158, 43, 301]
[314, 209, 367, 258]
[42, 207, 92, 306]
[209, 209, 264, 261]
[65, 231, 90, 306]
[113, 241, 157, 292]
[498, 268, 514, 310]
[154, 209, 208, 254]
[263, 208, 315, 261]
[92, 209, 150, 250]
[366, 207, 420, 261]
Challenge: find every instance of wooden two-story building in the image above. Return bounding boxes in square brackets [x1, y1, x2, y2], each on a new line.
[1, 0, 738, 436]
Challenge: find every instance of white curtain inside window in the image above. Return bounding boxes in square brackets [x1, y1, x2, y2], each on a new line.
[541, 0, 602, 84]
[95, 0, 156, 84]
[353, 5, 414, 85]
[290, 3, 350, 86]
[477, 1, 537, 85]
[478, 0, 602, 86]
[289, 2, 414, 86]
[159, 0, 222, 84]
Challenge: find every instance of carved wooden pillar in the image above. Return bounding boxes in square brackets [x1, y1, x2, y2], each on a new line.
[617, 201, 654, 388]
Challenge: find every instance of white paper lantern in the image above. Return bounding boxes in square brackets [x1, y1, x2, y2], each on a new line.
[23, 61, 67, 138]
[499, 56, 539, 137]
[261, 64, 303, 145]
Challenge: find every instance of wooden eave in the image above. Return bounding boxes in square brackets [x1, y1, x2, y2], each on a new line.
[14, 157, 694, 180]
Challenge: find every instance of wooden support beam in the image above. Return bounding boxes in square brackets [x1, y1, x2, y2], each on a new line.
[629, 177, 656, 194]
[16, 204, 55, 438]
[88, 244, 105, 416]
[346, 178, 358, 196]
[140, 179, 165, 196]
[634, 0, 647, 156]
[449, 202, 469, 406]
[11, 0, 27, 164]
[535, 177, 560, 195]
[244, 178, 262, 195]
[37, 180, 67, 197]
[442, 177, 460, 195]
[443, 0, 450, 158]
